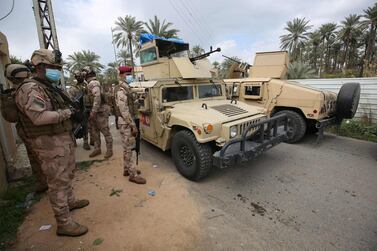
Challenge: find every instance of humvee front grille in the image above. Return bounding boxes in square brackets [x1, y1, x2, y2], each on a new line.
[211, 104, 248, 117]
[239, 118, 262, 135]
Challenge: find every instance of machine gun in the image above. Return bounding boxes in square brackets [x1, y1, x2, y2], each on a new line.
[132, 118, 141, 165]
[222, 55, 252, 69]
[190, 46, 221, 62]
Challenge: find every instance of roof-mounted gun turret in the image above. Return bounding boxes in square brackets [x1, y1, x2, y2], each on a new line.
[139, 33, 220, 80]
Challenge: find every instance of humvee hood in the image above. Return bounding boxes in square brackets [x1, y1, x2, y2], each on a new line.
[167, 100, 263, 124]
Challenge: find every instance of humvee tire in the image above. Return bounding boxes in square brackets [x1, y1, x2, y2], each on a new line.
[171, 130, 212, 181]
[274, 110, 306, 143]
[336, 82, 360, 119]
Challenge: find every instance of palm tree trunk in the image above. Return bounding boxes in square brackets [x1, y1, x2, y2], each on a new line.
[365, 24, 376, 66]
[128, 35, 135, 78]
[342, 42, 349, 71]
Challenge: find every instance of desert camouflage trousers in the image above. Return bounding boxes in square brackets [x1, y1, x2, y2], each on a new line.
[16, 124, 47, 187]
[91, 111, 113, 152]
[31, 132, 76, 226]
[119, 125, 137, 176]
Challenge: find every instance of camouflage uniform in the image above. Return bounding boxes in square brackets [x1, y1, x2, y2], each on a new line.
[15, 78, 76, 226]
[116, 81, 138, 176]
[4, 64, 47, 192]
[14, 49, 88, 236]
[86, 76, 113, 157]
[67, 80, 90, 148]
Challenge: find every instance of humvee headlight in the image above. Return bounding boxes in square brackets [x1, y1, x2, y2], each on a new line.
[230, 126, 238, 138]
[203, 123, 214, 134]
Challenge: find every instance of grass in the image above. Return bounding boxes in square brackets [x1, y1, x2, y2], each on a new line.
[327, 119, 377, 142]
[0, 177, 41, 250]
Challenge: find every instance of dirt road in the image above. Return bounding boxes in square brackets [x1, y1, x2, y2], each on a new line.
[9, 123, 377, 250]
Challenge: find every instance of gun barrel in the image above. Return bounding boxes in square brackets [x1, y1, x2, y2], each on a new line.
[190, 47, 221, 62]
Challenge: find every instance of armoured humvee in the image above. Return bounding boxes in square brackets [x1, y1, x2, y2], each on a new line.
[224, 51, 360, 143]
[130, 36, 288, 181]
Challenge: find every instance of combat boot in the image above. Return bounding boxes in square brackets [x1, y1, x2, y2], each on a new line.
[89, 149, 101, 158]
[123, 170, 141, 176]
[69, 199, 90, 211]
[89, 139, 94, 146]
[83, 142, 90, 151]
[56, 221, 88, 237]
[129, 176, 146, 184]
[104, 150, 113, 159]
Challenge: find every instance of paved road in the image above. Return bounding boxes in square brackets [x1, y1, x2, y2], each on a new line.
[141, 133, 377, 250]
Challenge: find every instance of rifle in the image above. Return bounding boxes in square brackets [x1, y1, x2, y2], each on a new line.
[190, 46, 221, 62]
[132, 118, 141, 165]
[40, 79, 86, 139]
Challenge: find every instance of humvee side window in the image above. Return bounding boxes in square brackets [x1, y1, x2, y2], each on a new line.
[245, 86, 261, 96]
[140, 47, 158, 64]
[162, 86, 193, 103]
[198, 84, 222, 98]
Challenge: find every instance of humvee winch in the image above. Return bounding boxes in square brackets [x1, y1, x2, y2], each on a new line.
[131, 35, 288, 181]
[224, 51, 361, 143]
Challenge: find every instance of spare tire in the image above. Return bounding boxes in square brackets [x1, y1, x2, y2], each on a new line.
[336, 82, 360, 119]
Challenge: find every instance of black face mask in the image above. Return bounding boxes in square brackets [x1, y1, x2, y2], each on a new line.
[76, 77, 84, 83]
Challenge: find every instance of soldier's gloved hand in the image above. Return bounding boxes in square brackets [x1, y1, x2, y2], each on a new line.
[131, 124, 139, 137]
[58, 109, 72, 122]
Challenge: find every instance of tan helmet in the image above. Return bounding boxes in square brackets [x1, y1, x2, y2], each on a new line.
[5, 64, 31, 80]
[31, 49, 62, 67]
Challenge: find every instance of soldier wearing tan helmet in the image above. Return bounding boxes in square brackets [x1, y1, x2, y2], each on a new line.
[82, 66, 113, 159]
[4, 64, 48, 193]
[15, 49, 89, 237]
[68, 70, 91, 150]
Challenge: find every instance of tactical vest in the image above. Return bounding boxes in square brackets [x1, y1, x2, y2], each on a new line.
[17, 79, 72, 138]
[115, 85, 137, 118]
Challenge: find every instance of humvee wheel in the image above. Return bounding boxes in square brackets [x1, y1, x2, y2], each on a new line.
[274, 110, 306, 143]
[171, 130, 212, 181]
[336, 83, 360, 119]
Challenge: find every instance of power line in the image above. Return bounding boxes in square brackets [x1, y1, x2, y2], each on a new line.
[0, 0, 15, 21]
[168, 0, 206, 46]
[181, 0, 216, 46]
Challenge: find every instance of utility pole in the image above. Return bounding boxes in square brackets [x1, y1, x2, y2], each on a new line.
[32, 0, 65, 87]
[111, 27, 118, 64]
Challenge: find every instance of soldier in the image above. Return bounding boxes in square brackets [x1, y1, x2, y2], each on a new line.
[15, 49, 89, 236]
[116, 66, 146, 184]
[82, 66, 113, 158]
[68, 70, 90, 150]
[4, 64, 48, 193]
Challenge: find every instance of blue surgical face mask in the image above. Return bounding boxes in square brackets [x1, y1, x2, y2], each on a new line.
[45, 68, 62, 83]
[125, 75, 134, 83]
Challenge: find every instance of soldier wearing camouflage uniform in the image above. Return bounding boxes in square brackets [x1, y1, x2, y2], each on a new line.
[5, 64, 48, 193]
[116, 66, 146, 184]
[82, 66, 113, 159]
[68, 70, 90, 150]
[15, 49, 89, 237]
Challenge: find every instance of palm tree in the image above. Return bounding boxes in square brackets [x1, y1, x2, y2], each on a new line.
[117, 50, 134, 66]
[191, 45, 205, 57]
[280, 18, 312, 61]
[144, 15, 179, 38]
[287, 61, 315, 79]
[104, 62, 119, 84]
[318, 22, 338, 74]
[65, 50, 104, 74]
[219, 56, 242, 78]
[362, 4, 377, 69]
[10, 55, 22, 64]
[339, 14, 362, 70]
[307, 31, 321, 69]
[113, 15, 144, 76]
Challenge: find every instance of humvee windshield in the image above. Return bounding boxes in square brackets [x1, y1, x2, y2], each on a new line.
[198, 84, 222, 98]
[162, 86, 194, 103]
[140, 47, 158, 64]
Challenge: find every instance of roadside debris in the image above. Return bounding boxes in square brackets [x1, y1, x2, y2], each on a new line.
[250, 202, 267, 216]
[153, 164, 158, 168]
[39, 225, 52, 231]
[92, 238, 104, 246]
[109, 188, 123, 197]
[148, 190, 156, 196]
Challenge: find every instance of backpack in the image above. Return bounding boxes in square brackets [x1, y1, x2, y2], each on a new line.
[0, 86, 19, 123]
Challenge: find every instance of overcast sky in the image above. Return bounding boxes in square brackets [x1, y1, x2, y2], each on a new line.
[0, 0, 375, 67]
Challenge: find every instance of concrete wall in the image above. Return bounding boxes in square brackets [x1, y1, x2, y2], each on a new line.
[293, 77, 377, 124]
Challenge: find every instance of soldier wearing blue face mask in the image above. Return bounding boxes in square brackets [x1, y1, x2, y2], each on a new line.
[14, 49, 89, 237]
